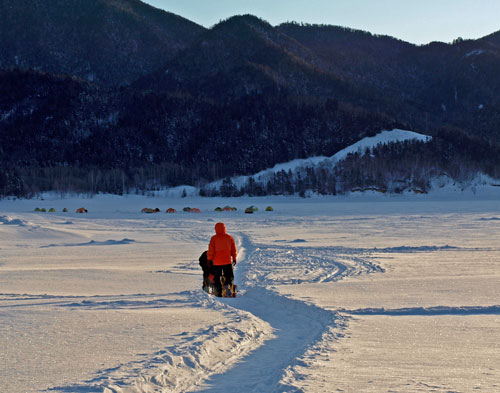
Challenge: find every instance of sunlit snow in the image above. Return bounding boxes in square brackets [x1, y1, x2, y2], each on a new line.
[1, 188, 500, 392]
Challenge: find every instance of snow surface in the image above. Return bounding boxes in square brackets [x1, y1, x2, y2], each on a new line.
[1, 189, 500, 392]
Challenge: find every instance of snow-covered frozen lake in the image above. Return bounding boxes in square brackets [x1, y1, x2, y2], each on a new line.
[1, 191, 500, 392]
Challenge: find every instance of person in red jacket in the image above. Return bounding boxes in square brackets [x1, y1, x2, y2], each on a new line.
[208, 222, 237, 296]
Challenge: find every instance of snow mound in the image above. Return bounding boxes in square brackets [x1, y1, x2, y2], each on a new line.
[41, 238, 136, 248]
[373, 245, 460, 253]
[345, 305, 500, 316]
[0, 216, 26, 226]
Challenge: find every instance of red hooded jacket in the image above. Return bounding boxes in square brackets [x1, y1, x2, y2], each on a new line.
[208, 223, 237, 266]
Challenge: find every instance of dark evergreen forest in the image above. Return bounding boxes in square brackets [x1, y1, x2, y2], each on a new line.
[1, 2, 500, 197]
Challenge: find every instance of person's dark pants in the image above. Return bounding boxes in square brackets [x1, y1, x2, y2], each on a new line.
[213, 264, 234, 295]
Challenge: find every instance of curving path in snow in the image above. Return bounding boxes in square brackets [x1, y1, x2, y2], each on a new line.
[195, 288, 334, 393]
[186, 233, 383, 393]
[192, 234, 340, 392]
[45, 232, 383, 393]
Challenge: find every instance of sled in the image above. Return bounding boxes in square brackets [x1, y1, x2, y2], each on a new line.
[201, 272, 238, 297]
[220, 275, 238, 298]
[199, 251, 237, 298]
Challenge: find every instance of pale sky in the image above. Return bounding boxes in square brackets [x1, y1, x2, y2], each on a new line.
[143, 0, 500, 45]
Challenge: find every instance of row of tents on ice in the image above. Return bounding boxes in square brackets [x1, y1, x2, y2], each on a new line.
[141, 205, 274, 214]
[34, 206, 273, 214]
[141, 207, 201, 213]
[34, 207, 88, 213]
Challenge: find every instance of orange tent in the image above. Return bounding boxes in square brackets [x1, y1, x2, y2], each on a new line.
[166, 208, 177, 213]
[190, 208, 201, 213]
[141, 208, 160, 213]
[76, 208, 88, 213]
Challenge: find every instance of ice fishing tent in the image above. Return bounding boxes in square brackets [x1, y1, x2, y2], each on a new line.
[166, 208, 177, 213]
[76, 208, 88, 213]
[265, 206, 274, 211]
[190, 208, 201, 213]
[245, 205, 258, 213]
[142, 208, 160, 213]
[215, 207, 223, 212]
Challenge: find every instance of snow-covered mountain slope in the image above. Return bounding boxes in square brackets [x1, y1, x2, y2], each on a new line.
[209, 128, 431, 189]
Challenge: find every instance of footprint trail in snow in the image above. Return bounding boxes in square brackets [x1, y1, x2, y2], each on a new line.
[192, 234, 381, 392]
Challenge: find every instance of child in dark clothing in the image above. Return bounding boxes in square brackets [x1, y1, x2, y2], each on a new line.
[198, 250, 218, 295]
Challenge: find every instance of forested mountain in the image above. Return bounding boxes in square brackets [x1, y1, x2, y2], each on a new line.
[1, 1, 499, 197]
[0, 68, 398, 196]
[134, 15, 352, 101]
[278, 23, 500, 142]
[0, 0, 205, 85]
